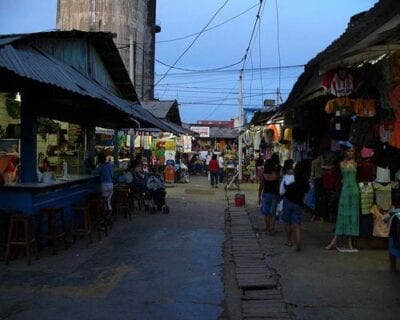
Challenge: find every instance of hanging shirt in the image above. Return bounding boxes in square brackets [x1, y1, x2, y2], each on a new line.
[325, 97, 354, 116]
[253, 131, 262, 150]
[353, 99, 376, 117]
[373, 182, 395, 211]
[379, 121, 394, 143]
[330, 116, 352, 141]
[357, 158, 376, 182]
[322, 167, 341, 192]
[370, 204, 390, 238]
[389, 82, 400, 148]
[349, 117, 376, 147]
[330, 71, 354, 97]
[359, 182, 374, 215]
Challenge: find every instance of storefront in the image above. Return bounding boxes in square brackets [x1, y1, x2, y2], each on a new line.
[279, 0, 400, 247]
[0, 30, 169, 220]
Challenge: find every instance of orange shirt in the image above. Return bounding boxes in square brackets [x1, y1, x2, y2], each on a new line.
[324, 97, 354, 116]
[353, 99, 376, 117]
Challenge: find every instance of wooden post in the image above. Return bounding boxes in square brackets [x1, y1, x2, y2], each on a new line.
[20, 89, 38, 183]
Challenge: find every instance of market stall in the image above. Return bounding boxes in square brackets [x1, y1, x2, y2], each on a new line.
[0, 30, 169, 220]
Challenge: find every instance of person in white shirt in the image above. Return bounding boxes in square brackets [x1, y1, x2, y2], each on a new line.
[218, 153, 225, 183]
[205, 151, 212, 176]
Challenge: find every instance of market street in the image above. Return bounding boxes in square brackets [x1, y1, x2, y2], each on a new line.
[0, 175, 400, 319]
[0, 176, 226, 320]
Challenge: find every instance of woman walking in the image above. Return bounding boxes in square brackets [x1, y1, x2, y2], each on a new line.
[208, 154, 220, 188]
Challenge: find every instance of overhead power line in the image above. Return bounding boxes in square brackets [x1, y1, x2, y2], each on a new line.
[155, 63, 304, 76]
[157, 2, 259, 44]
[155, 0, 230, 86]
[155, 57, 244, 73]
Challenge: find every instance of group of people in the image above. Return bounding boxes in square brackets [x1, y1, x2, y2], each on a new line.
[258, 147, 369, 253]
[258, 153, 309, 252]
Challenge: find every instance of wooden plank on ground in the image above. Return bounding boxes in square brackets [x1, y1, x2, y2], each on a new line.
[242, 289, 282, 300]
[237, 276, 277, 289]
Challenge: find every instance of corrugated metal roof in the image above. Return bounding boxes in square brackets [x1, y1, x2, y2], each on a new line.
[160, 118, 198, 136]
[209, 127, 238, 139]
[141, 99, 181, 123]
[0, 44, 171, 131]
[0, 30, 137, 101]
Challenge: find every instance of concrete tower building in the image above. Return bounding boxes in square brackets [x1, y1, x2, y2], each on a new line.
[56, 0, 160, 100]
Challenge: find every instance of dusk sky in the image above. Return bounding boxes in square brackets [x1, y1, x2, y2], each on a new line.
[0, 0, 378, 123]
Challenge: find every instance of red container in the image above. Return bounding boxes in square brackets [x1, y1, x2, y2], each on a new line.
[164, 165, 175, 183]
[234, 193, 245, 206]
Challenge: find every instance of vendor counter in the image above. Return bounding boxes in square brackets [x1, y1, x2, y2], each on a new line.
[0, 174, 100, 220]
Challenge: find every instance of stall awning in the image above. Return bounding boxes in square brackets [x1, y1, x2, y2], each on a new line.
[160, 118, 198, 136]
[0, 44, 171, 131]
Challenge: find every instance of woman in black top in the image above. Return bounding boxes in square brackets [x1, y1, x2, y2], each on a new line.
[258, 153, 281, 234]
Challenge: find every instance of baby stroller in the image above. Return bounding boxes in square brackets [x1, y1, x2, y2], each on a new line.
[178, 161, 190, 183]
[144, 174, 169, 214]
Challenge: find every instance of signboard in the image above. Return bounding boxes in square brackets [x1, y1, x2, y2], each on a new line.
[264, 99, 275, 107]
[190, 126, 210, 137]
[153, 139, 176, 151]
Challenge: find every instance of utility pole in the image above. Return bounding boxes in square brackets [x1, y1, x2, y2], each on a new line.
[238, 72, 244, 182]
[129, 34, 134, 85]
[276, 87, 280, 109]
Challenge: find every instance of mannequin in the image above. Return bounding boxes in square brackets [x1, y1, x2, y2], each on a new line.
[326, 148, 360, 250]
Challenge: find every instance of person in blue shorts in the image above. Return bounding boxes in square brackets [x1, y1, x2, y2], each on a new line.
[281, 161, 309, 251]
[258, 153, 281, 234]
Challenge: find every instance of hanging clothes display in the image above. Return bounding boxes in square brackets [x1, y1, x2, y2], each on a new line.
[253, 130, 261, 151]
[353, 98, 377, 117]
[329, 116, 353, 141]
[322, 68, 363, 97]
[324, 97, 354, 116]
[357, 158, 376, 182]
[379, 121, 394, 143]
[349, 117, 376, 147]
[389, 82, 400, 149]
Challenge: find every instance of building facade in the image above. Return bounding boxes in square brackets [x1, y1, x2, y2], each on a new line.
[56, 0, 159, 100]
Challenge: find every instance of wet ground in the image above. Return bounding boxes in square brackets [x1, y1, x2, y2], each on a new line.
[1, 176, 399, 319]
[0, 176, 226, 320]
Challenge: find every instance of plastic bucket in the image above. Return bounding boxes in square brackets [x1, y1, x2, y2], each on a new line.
[234, 193, 245, 206]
